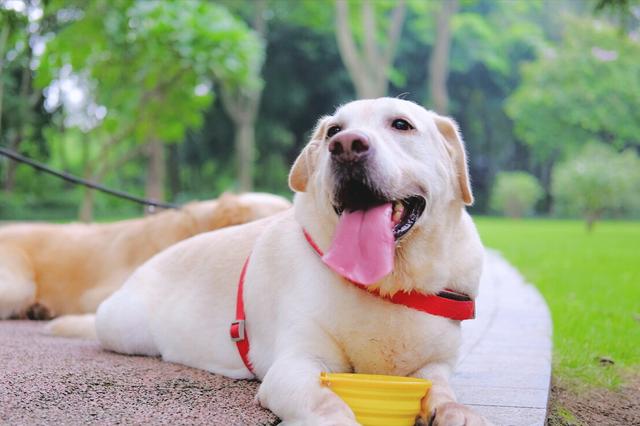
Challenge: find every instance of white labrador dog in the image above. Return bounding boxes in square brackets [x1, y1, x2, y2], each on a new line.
[69, 98, 487, 425]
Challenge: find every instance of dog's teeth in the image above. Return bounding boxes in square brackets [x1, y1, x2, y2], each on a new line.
[392, 202, 404, 224]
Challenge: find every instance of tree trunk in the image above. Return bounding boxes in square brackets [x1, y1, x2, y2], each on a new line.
[428, 0, 458, 114]
[4, 41, 33, 193]
[3, 134, 20, 193]
[76, 141, 151, 221]
[236, 120, 255, 192]
[79, 188, 95, 223]
[221, 92, 260, 193]
[335, 0, 374, 97]
[219, 82, 260, 192]
[167, 143, 180, 199]
[0, 23, 10, 144]
[220, 0, 266, 192]
[585, 209, 603, 233]
[335, 0, 406, 99]
[145, 139, 165, 202]
[78, 139, 94, 222]
[539, 157, 555, 214]
[585, 213, 597, 233]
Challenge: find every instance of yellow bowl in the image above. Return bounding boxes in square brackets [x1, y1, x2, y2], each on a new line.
[320, 373, 431, 426]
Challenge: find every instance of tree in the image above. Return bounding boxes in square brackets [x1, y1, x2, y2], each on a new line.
[428, 0, 458, 114]
[435, 0, 545, 211]
[490, 171, 543, 218]
[0, 2, 42, 193]
[593, 0, 640, 26]
[335, 0, 406, 98]
[506, 17, 640, 165]
[219, 0, 267, 192]
[552, 143, 640, 231]
[37, 0, 262, 220]
[0, 8, 13, 144]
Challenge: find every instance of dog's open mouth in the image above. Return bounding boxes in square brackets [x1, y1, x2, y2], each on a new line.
[323, 194, 425, 285]
[324, 178, 427, 285]
[333, 195, 426, 240]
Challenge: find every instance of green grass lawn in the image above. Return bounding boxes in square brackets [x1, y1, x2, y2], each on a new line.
[475, 218, 640, 388]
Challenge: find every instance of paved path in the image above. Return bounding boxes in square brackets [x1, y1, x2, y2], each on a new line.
[452, 250, 552, 425]
[0, 250, 551, 425]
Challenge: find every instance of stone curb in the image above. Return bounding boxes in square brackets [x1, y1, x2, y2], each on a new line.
[452, 250, 552, 425]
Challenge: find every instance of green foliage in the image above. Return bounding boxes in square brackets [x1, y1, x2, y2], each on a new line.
[183, 1, 353, 196]
[506, 17, 640, 163]
[593, 0, 640, 27]
[263, 0, 334, 34]
[0, 153, 143, 221]
[440, 0, 546, 212]
[37, 0, 263, 145]
[3, 0, 639, 221]
[450, 1, 544, 80]
[1, 0, 265, 219]
[490, 171, 543, 217]
[0, 6, 33, 138]
[551, 143, 640, 226]
[477, 218, 640, 387]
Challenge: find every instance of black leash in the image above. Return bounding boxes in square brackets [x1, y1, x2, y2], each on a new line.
[0, 146, 179, 210]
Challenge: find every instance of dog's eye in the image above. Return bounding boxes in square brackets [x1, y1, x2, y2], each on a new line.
[391, 119, 414, 131]
[326, 125, 342, 139]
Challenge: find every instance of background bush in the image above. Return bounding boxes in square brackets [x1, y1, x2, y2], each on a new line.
[551, 143, 640, 230]
[490, 171, 543, 218]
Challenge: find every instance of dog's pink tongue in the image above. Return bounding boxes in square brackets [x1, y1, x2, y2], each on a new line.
[322, 203, 394, 286]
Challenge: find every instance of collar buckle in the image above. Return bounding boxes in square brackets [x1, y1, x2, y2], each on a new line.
[230, 319, 246, 342]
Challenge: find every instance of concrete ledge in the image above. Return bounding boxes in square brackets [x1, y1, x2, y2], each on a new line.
[452, 250, 553, 425]
[0, 251, 552, 425]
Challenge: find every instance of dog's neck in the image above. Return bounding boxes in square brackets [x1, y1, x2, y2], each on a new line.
[294, 192, 339, 250]
[294, 193, 467, 296]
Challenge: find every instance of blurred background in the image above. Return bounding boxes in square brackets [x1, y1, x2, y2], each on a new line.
[1, 0, 638, 224]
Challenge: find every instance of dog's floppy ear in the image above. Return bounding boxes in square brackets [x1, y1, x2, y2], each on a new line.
[289, 116, 330, 193]
[433, 115, 474, 205]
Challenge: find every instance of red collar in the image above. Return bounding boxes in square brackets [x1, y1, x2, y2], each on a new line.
[230, 257, 254, 374]
[230, 229, 476, 375]
[302, 229, 475, 321]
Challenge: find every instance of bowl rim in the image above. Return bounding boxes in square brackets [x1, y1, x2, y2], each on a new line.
[320, 372, 432, 389]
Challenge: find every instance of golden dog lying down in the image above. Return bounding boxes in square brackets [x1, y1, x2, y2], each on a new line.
[51, 99, 489, 425]
[0, 192, 290, 319]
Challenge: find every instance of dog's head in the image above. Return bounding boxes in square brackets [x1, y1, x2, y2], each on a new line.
[289, 98, 472, 243]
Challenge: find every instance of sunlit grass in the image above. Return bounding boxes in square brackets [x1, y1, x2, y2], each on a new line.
[475, 217, 640, 387]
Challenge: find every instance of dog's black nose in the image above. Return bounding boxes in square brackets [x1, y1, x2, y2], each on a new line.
[328, 131, 370, 162]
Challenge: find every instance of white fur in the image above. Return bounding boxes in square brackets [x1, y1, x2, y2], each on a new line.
[0, 246, 35, 318]
[44, 314, 98, 339]
[91, 98, 489, 425]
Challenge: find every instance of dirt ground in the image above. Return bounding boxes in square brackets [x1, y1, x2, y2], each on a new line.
[546, 375, 640, 426]
[4, 319, 637, 425]
[0, 321, 278, 425]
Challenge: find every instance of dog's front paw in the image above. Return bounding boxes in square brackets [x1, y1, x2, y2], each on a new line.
[421, 402, 491, 426]
[277, 413, 359, 426]
[277, 416, 359, 426]
[258, 385, 359, 426]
